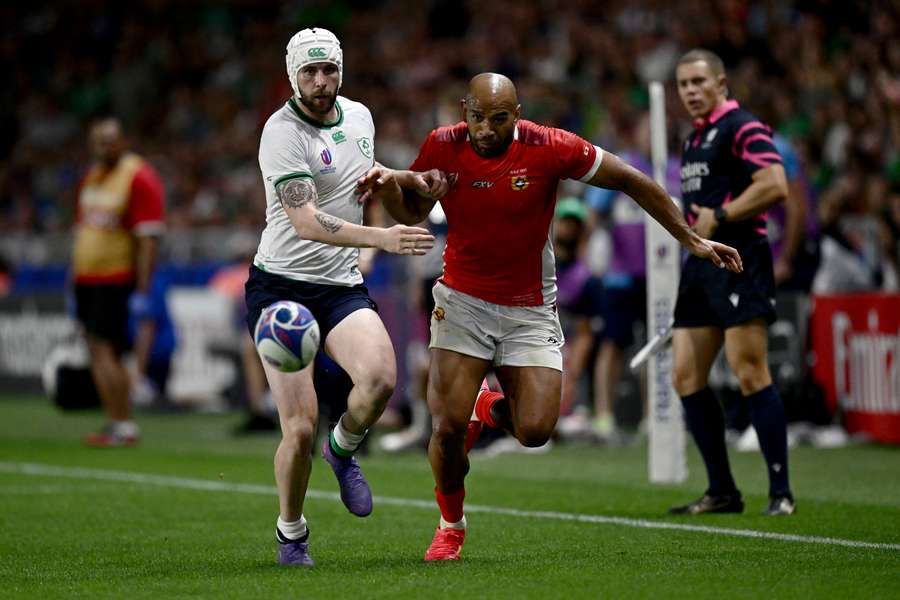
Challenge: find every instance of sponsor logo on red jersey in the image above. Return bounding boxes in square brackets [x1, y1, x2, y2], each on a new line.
[510, 175, 529, 191]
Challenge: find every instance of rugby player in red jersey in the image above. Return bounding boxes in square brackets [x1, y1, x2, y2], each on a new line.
[357, 73, 742, 561]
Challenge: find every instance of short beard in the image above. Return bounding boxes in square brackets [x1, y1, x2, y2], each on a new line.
[471, 136, 512, 158]
[299, 92, 337, 118]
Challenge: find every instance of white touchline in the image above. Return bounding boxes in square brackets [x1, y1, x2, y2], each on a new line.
[2, 461, 898, 552]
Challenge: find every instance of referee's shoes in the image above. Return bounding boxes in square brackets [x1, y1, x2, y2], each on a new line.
[669, 491, 744, 515]
[669, 492, 797, 515]
[766, 495, 797, 516]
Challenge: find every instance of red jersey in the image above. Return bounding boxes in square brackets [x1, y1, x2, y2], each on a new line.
[410, 120, 602, 306]
[73, 153, 166, 284]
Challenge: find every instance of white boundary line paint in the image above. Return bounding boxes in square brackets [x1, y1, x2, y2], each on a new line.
[2, 461, 898, 552]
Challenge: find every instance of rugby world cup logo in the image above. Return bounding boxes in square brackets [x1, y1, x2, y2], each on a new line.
[321, 148, 333, 165]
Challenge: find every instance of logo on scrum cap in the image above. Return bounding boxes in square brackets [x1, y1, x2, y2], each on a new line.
[308, 47, 327, 58]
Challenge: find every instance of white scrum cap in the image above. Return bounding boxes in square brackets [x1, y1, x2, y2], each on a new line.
[285, 27, 343, 98]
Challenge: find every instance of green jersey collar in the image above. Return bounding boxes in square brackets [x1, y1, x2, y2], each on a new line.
[288, 97, 344, 128]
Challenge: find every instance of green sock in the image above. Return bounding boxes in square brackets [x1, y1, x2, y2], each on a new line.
[329, 428, 354, 458]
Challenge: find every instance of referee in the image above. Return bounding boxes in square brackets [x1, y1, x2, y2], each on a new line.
[669, 49, 795, 516]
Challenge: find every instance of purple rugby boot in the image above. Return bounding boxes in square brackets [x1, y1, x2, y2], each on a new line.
[322, 437, 373, 517]
[277, 540, 314, 567]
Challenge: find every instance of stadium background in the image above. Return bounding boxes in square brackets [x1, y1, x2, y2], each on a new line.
[2, 0, 898, 430]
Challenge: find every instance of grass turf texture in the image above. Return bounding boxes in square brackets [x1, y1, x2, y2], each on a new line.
[1, 396, 898, 599]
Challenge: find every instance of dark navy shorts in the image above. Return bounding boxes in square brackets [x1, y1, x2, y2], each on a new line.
[244, 265, 378, 343]
[75, 283, 133, 354]
[673, 238, 776, 330]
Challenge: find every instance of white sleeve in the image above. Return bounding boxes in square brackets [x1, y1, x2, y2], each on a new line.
[577, 145, 605, 183]
[259, 121, 313, 189]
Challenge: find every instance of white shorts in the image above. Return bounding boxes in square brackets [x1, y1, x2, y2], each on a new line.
[429, 281, 564, 371]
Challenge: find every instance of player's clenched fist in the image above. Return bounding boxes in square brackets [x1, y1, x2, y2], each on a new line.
[411, 169, 449, 200]
[355, 167, 449, 204]
[377, 224, 435, 255]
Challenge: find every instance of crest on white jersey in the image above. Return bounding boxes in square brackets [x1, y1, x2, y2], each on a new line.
[356, 137, 373, 158]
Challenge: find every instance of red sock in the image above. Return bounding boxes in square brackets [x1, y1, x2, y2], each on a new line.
[475, 391, 504, 428]
[435, 486, 465, 524]
[464, 421, 483, 453]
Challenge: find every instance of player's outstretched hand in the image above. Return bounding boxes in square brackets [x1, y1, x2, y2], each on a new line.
[379, 224, 435, 256]
[689, 238, 743, 273]
[355, 166, 398, 204]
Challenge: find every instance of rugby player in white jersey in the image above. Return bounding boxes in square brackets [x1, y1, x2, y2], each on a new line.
[246, 27, 447, 566]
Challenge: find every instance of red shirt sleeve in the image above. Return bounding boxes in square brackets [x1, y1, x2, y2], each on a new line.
[550, 128, 599, 181]
[125, 164, 166, 234]
[409, 131, 438, 171]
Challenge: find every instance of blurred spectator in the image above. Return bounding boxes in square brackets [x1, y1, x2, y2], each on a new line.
[581, 114, 680, 437]
[812, 158, 893, 293]
[72, 117, 165, 447]
[552, 197, 604, 428]
[768, 134, 820, 292]
[129, 266, 176, 408]
[208, 241, 278, 433]
[379, 202, 447, 453]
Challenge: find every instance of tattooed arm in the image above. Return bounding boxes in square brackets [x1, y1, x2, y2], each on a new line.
[276, 177, 435, 255]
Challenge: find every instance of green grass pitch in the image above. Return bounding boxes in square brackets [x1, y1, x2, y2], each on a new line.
[1, 397, 898, 599]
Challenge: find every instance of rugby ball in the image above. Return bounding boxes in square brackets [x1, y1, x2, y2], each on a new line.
[254, 301, 320, 372]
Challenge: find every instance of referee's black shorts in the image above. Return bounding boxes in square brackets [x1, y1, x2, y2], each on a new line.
[673, 237, 776, 330]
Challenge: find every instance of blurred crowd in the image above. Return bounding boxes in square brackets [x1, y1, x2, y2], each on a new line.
[2, 0, 900, 290]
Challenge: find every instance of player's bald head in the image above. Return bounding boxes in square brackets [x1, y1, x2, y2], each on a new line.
[461, 73, 521, 157]
[466, 73, 519, 111]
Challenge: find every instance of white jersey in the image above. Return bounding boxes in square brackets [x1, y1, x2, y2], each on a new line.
[254, 96, 376, 285]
